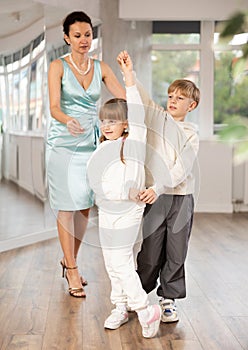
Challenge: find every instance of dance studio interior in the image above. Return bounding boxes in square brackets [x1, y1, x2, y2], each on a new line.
[0, 0, 248, 349]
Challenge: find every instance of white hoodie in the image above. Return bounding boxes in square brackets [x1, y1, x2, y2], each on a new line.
[136, 81, 199, 196]
[87, 85, 146, 204]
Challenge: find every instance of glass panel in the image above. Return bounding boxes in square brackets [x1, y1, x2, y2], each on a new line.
[32, 38, 45, 59]
[29, 61, 37, 130]
[214, 21, 248, 128]
[12, 61, 19, 71]
[151, 50, 199, 116]
[21, 54, 30, 67]
[152, 33, 200, 45]
[20, 67, 29, 131]
[6, 63, 13, 73]
[7, 73, 14, 129]
[0, 76, 6, 131]
[214, 50, 248, 125]
[34, 55, 44, 129]
[152, 50, 200, 124]
[13, 72, 20, 129]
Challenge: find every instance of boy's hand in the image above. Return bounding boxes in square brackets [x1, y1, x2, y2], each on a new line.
[117, 50, 133, 73]
[139, 188, 158, 204]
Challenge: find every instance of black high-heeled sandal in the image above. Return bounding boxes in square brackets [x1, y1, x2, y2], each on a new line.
[60, 260, 88, 286]
[61, 263, 86, 298]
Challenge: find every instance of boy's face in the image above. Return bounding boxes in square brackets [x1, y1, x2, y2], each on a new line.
[166, 89, 197, 121]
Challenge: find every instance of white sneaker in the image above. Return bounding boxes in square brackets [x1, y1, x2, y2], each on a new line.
[139, 305, 161, 338]
[104, 309, 129, 330]
[159, 298, 179, 323]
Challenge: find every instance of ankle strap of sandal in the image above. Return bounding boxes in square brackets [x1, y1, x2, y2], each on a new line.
[66, 265, 78, 270]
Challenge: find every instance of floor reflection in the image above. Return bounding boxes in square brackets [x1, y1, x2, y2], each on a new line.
[0, 179, 55, 241]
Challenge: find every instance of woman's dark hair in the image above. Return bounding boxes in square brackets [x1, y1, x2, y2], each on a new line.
[63, 11, 93, 38]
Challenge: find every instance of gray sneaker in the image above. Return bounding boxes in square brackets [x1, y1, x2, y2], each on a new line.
[159, 298, 179, 323]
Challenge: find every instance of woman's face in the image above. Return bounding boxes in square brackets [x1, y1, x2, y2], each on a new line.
[64, 21, 93, 54]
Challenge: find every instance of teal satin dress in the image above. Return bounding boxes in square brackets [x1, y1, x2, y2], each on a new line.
[46, 57, 101, 210]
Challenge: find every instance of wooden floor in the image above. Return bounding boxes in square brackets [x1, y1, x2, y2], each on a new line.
[0, 212, 248, 350]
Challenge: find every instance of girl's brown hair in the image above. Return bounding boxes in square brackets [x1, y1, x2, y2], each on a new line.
[99, 98, 128, 164]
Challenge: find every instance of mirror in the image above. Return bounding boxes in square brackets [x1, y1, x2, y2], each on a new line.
[0, 2, 73, 251]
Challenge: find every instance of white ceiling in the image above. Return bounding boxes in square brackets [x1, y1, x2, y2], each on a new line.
[0, 0, 70, 39]
[0, 0, 74, 54]
[0, 0, 101, 54]
[0, 0, 43, 39]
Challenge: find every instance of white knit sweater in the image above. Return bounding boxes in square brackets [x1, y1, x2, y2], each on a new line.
[136, 81, 199, 196]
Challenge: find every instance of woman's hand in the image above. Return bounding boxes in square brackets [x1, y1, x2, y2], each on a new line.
[139, 188, 158, 204]
[66, 118, 84, 136]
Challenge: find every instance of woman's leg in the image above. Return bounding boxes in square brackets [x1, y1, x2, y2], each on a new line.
[57, 210, 85, 297]
[73, 209, 90, 259]
[73, 209, 90, 285]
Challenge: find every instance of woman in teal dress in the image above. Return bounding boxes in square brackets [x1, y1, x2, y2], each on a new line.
[46, 11, 125, 297]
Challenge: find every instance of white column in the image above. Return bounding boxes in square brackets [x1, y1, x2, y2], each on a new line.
[199, 21, 215, 139]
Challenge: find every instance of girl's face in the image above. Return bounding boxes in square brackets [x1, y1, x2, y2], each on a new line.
[64, 22, 93, 54]
[167, 89, 196, 121]
[100, 119, 128, 141]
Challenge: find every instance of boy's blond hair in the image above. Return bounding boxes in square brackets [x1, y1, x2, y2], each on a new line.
[168, 79, 200, 107]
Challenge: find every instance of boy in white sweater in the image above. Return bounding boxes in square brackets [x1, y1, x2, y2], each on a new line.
[136, 78, 200, 323]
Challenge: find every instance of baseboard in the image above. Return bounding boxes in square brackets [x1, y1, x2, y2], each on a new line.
[0, 227, 57, 252]
[195, 203, 233, 213]
[0, 219, 97, 253]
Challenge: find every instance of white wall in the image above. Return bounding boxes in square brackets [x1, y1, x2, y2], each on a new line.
[7, 133, 47, 201]
[119, 0, 248, 20]
[195, 140, 233, 213]
[100, 0, 152, 101]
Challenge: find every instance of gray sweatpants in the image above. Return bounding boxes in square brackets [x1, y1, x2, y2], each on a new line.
[137, 194, 194, 299]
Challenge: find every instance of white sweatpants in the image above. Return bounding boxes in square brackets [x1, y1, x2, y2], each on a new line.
[99, 201, 149, 311]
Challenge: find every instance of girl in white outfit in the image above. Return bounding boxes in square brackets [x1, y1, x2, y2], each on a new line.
[87, 51, 161, 338]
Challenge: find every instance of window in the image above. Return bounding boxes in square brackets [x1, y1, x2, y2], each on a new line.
[151, 22, 201, 125]
[213, 27, 248, 127]
[0, 32, 46, 132]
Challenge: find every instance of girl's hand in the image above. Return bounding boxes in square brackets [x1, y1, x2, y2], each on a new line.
[117, 50, 134, 87]
[117, 50, 133, 72]
[66, 118, 84, 136]
[139, 188, 158, 204]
